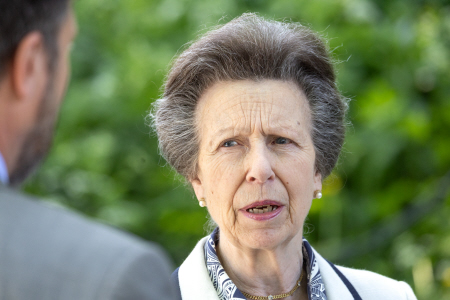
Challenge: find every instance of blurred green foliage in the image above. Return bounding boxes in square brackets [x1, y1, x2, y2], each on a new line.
[25, 0, 450, 298]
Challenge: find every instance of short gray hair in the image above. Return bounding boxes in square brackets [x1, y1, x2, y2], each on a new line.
[151, 13, 348, 180]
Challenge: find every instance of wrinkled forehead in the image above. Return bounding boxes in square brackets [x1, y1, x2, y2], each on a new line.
[195, 79, 312, 134]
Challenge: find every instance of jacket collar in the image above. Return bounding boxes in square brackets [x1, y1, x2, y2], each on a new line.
[178, 236, 219, 300]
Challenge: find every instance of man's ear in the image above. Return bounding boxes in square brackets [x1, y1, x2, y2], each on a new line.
[11, 31, 48, 100]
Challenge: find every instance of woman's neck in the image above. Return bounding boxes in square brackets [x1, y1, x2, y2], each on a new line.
[216, 232, 308, 300]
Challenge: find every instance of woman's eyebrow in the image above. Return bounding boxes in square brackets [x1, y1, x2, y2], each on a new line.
[207, 127, 235, 148]
[208, 124, 305, 146]
[210, 127, 235, 138]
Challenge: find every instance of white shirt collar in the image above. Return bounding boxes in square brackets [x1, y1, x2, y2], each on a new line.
[0, 151, 9, 184]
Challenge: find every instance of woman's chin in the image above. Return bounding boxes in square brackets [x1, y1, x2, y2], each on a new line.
[238, 226, 297, 251]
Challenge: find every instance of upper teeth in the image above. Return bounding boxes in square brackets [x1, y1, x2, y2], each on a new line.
[248, 205, 277, 214]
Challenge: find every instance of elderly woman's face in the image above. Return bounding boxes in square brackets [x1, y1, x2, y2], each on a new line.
[191, 80, 322, 250]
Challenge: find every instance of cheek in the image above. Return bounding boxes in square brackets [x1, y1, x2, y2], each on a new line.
[205, 154, 242, 194]
[277, 152, 314, 180]
[277, 155, 315, 205]
[54, 50, 71, 100]
[203, 155, 244, 224]
[59, 59, 70, 95]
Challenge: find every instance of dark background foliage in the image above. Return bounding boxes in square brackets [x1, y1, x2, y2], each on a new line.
[25, 0, 450, 298]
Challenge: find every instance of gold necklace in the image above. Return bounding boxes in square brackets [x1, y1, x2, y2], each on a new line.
[241, 271, 304, 300]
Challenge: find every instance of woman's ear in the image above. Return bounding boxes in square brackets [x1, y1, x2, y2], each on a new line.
[190, 177, 204, 200]
[313, 169, 322, 192]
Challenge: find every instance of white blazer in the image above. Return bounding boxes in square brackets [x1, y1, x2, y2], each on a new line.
[172, 236, 417, 300]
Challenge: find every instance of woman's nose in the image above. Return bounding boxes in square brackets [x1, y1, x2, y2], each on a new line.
[245, 147, 275, 184]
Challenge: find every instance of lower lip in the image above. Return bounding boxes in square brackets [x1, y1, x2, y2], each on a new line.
[241, 206, 284, 221]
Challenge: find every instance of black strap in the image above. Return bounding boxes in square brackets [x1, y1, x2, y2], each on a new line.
[326, 259, 362, 300]
[170, 267, 182, 300]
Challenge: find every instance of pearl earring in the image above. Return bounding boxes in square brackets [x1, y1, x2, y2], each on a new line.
[314, 191, 322, 199]
[199, 198, 207, 207]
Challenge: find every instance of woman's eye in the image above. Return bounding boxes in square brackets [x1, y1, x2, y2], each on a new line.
[274, 137, 291, 144]
[223, 140, 238, 147]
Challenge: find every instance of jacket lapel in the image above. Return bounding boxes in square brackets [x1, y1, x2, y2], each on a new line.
[178, 236, 220, 300]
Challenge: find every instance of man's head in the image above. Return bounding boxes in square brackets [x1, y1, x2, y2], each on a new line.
[0, 0, 77, 186]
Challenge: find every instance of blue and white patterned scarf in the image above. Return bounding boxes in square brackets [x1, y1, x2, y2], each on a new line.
[204, 228, 327, 300]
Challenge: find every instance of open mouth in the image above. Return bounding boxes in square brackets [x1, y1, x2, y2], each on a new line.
[247, 205, 279, 214]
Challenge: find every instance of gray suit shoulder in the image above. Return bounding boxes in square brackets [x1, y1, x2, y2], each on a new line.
[335, 264, 417, 300]
[0, 186, 176, 300]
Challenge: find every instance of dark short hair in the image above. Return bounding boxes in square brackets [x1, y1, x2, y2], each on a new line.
[0, 0, 70, 76]
[152, 13, 348, 180]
